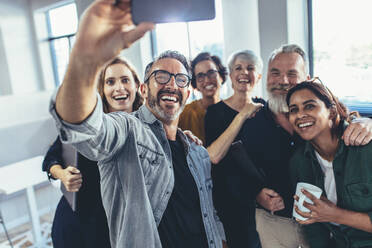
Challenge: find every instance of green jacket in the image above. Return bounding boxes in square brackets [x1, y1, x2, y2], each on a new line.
[289, 134, 372, 248]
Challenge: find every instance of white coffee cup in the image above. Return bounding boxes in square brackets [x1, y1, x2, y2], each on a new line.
[292, 182, 323, 221]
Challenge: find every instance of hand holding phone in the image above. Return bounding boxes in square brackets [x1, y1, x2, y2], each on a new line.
[72, 0, 154, 65]
[131, 0, 216, 24]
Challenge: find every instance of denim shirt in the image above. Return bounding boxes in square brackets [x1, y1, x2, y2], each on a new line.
[50, 94, 225, 248]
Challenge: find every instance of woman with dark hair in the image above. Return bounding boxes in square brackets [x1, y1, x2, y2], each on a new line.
[287, 80, 372, 247]
[178, 52, 227, 144]
[42, 56, 143, 248]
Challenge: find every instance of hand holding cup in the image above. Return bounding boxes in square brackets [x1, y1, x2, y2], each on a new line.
[293, 182, 322, 221]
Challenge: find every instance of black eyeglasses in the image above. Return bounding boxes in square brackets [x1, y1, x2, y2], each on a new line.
[195, 69, 218, 82]
[145, 70, 190, 88]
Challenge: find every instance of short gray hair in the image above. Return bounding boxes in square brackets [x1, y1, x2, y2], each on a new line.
[227, 49, 263, 74]
[268, 44, 308, 74]
[144, 50, 191, 83]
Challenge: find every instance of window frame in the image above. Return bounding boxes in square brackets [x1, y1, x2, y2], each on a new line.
[307, 0, 372, 117]
[45, 2, 77, 86]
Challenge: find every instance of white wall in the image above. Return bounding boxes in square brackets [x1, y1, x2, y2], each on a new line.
[0, 90, 54, 129]
[0, 0, 43, 96]
[220, 0, 262, 98]
[258, 0, 289, 99]
[0, 27, 12, 95]
[219, 0, 309, 99]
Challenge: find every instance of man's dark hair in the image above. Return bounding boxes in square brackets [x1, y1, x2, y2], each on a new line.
[190, 52, 228, 89]
[144, 50, 191, 83]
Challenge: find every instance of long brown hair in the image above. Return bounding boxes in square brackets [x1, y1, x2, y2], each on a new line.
[286, 80, 351, 138]
[98, 57, 143, 113]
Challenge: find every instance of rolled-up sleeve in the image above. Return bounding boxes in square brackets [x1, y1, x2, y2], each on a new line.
[49, 92, 130, 162]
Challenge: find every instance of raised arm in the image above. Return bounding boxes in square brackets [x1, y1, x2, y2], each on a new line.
[56, 0, 153, 123]
[207, 102, 262, 164]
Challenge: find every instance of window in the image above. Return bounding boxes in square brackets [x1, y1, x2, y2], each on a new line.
[152, 0, 225, 100]
[310, 0, 372, 116]
[153, 0, 224, 60]
[46, 2, 78, 85]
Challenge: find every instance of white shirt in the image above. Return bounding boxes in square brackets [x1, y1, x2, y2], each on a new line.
[315, 151, 337, 205]
[315, 151, 340, 226]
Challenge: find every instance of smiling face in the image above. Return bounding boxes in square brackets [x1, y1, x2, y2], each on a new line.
[194, 60, 223, 99]
[288, 88, 333, 141]
[103, 63, 139, 113]
[230, 57, 262, 93]
[142, 58, 190, 123]
[267, 52, 308, 113]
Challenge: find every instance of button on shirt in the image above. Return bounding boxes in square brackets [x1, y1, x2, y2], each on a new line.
[49, 94, 225, 248]
[289, 128, 372, 248]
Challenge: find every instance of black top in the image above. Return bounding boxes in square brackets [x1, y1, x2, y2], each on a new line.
[42, 136, 109, 220]
[158, 137, 208, 248]
[205, 100, 302, 218]
[42, 136, 111, 247]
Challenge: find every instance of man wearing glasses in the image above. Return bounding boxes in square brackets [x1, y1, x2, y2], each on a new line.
[50, 1, 226, 248]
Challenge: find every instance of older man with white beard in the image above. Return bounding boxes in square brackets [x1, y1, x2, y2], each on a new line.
[50, 1, 227, 248]
[207, 44, 372, 248]
[254, 44, 372, 248]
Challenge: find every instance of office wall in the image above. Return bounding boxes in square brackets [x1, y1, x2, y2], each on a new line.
[0, 27, 12, 95]
[0, 0, 42, 96]
[220, 0, 308, 99]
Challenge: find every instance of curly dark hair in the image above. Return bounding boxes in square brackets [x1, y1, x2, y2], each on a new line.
[190, 52, 228, 89]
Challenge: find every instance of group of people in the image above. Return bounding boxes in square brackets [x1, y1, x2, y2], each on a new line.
[42, 0, 372, 248]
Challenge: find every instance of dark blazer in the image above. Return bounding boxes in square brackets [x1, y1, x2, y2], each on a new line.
[42, 137, 111, 248]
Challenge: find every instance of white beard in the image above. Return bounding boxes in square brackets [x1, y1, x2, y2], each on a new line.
[267, 91, 288, 114]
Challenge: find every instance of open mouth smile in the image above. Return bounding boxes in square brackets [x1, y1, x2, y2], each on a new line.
[205, 84, 216, 90]
[238, 78, 251, 84]
[113, 94, 129, 101]
[160, 94, 179, 103]
[297, 121, 315, 129]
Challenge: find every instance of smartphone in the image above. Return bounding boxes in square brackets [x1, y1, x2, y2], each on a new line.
[131, 0, 216, 25]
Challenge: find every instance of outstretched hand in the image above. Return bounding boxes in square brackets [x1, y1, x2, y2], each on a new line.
[73, 0, 154, 66]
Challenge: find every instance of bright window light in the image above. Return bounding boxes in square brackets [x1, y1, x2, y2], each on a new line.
[46, 2, 77, 85]
[153, 0, 225, 100]
[48, 3, 78, 37]
[154, 0, 224, 60]
[312, 0, 372, 106]
[155, 22, 190, 57]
